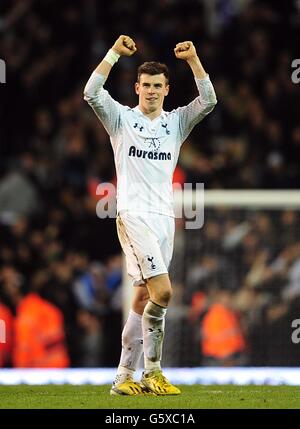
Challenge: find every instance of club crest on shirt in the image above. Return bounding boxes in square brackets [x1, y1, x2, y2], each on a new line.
[146, 138, 161, 152]
[146, 255, 156, 270]
[161, 123, 170, 135]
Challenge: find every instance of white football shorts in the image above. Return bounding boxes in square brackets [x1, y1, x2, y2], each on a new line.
[116, 211, 175, 286]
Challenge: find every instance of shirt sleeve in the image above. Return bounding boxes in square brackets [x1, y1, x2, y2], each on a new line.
[177, 75, 217, 143]
[83, 71, 122, 136]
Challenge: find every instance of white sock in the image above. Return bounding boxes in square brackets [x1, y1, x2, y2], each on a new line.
[114, 367, 135, 386]
[142, 300, 167, 373]
[116, 310, 143, 382]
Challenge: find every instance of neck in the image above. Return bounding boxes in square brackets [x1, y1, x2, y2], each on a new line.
[138, 105, 162, 120]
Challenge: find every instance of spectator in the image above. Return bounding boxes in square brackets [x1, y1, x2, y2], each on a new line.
[1, 0, 300, 368]
[0, 301, 14, 367]
[13, 291, 70, 368]
[200, 288, 246, 366]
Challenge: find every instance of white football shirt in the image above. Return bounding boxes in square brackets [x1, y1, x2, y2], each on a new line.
[84, 71, 217, 217]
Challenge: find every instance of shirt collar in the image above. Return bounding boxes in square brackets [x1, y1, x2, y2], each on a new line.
[133, 106, 166, 121]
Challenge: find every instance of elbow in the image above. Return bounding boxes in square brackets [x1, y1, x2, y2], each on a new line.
[83, 89, 95, 104]
[83, 87, 91, 102]
[203, 99, 217, 115]
[83, 87, 88, 101]
[83, 81, 96, 102]
[210, 97, 218, 109]
[83, 83, 103, 105]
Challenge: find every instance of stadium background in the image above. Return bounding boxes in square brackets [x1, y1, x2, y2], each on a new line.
[1, 0, 300, 375]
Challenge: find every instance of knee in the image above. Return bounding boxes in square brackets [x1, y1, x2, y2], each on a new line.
[147, 274, 173, 307]
[122, 330, 131, 345]
[162, 288, 173, 305]
[153, 288, 173, 307]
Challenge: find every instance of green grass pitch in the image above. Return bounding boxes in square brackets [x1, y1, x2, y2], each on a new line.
[0, 385, 299, 408]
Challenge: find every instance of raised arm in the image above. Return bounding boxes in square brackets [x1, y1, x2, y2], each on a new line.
[174, 41, 217, 142]
[174, 41, 207, 79]
[83, 36, 137, 136]
[95, 35, 137, 78]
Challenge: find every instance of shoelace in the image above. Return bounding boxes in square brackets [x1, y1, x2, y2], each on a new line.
[114, 374, 133, 385]
[152, 371, 171, 387]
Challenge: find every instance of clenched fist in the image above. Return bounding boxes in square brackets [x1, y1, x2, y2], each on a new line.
[112, 35, 137, 56]
[174, 41, 197, 61]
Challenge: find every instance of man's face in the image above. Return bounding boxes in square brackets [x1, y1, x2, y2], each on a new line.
[135, 73, 169, 114]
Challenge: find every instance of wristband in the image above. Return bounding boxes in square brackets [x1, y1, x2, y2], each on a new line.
[103, 49, 120, 66]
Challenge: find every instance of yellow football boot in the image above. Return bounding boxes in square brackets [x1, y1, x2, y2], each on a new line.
[141, 370, 181, 395]
[110, 375, 156, 396]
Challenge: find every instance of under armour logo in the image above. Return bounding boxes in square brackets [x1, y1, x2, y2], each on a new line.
[161, 123, 170, 135]
[147, 256, 156, 270]
[134, 123, 144, 132]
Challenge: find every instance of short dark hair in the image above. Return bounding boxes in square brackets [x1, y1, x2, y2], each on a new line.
[137, 62, 169, 84]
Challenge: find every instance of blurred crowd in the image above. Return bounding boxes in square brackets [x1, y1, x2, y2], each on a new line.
[1, 0, 300, 189]
[1, 0, 300, 367]
[179, 208, 300, 366]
